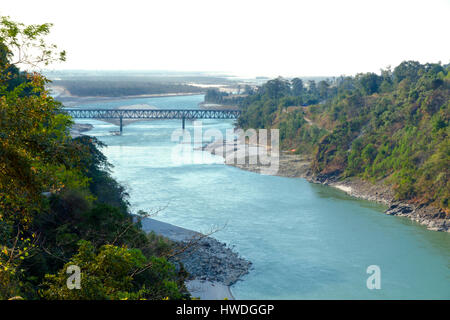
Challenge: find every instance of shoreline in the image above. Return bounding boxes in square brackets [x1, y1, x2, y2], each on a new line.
[68, 100, 447, 301]
[198, 102, 240, 110]
[69, 119, 250, 299]
[70, 123, 93, 138]
[308, 175, 449, 232]
[204, 139, 449, 232]
[139, 217, 251, 300]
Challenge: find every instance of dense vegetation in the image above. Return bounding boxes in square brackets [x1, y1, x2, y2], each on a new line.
[237, 62, 449, 211]
[204, 86, 253, 106]
[52, 80, 204, 97]
[0, 17, 189, 300]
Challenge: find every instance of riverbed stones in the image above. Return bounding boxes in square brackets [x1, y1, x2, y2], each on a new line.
[171, 236, 252, 286]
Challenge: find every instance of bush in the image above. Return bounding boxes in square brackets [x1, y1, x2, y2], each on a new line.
[41, 240, 187, 300]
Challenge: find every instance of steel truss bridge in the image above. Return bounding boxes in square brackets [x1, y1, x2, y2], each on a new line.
[64, 108, 241, 133]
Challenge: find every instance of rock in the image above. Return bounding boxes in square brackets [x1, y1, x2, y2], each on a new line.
[171, 236, 252, 287]
[70, 123, 93, 138]
[385, 202, 414, 216]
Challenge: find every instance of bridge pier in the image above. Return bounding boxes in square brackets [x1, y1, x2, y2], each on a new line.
[119, 116, 123, 134]
[182, 116, 185, 130]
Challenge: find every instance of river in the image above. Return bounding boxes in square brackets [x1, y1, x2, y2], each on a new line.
[71, 94, 450, 299]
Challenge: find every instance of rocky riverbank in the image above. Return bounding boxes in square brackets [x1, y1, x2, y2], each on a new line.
[70, 123, 93, 138]
[140, 218, 252, 299]
[308, 175, 449, 232]
[173, 236, 252, 286]
[204, 139, 449, 232]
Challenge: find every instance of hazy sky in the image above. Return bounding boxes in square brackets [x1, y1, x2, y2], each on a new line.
[2, 0, 449, 77]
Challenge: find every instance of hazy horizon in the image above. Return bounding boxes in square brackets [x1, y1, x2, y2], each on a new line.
[2, 0, 450, 77]
[43, 68, 338, 80]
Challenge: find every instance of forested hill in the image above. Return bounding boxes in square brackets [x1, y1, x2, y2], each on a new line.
[1, 17, 189, 300]
[237, 61, 449, 212]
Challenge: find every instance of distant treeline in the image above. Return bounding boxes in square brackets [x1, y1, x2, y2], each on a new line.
[204, 85, 255, 105]
[53, 80, 205, 97]
[204, 78, 331, 107]
[44, 70, 236, 85]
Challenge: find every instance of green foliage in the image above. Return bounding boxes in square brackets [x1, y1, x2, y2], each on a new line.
[316, 62, 449, 209]
[205, 88, 228, 103]
[236, 61, 449, 211]
[0, 16, 65, 67]
[53, 80, 203, 97]
[41, 240, 186, 300]
[204, 88, 247, 105]
[291, 78, 304, 96]
[0, 17, 189, 300]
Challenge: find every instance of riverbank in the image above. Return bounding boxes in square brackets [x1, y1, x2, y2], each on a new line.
[70, 115, 251, 300]
[139, 218, 252, 300]
[204, 138, 449, 232]
[198, 102, 239, 110]
[310, 175, 449, 232]
[70, 123, 93, 138]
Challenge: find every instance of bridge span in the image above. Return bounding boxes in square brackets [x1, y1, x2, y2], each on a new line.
[64, 108, 241, 133]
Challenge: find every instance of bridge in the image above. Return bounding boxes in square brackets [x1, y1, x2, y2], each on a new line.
[64, 108, 241, 133]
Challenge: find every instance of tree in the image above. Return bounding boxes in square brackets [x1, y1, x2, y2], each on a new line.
[236, 61, 449, 210]
[307, 80, 318, 96]
[261, 77, 290, 99]
[0, 16, 72, 299]
[0, 16, 65, 69]
[0, 17, 71, 228]
[318, 80, 330, 99]
[291, 78, 304, 96]
[41, 240, 186, 300]
[243, 84, 254, 95]
[393, 60, 422, 83]
[357, 73, 382, 95]
[204, 88, 227, 104]
[0, 16, 189, 300]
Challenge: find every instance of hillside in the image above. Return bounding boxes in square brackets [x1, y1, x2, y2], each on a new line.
[237, 61, 449, 216]
[0, 17, 190, 300]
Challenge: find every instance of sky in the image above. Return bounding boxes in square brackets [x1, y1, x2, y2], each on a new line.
[1, 0, 449, 77]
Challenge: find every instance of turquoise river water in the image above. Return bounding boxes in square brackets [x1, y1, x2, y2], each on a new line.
[71, 94, 449, 299]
